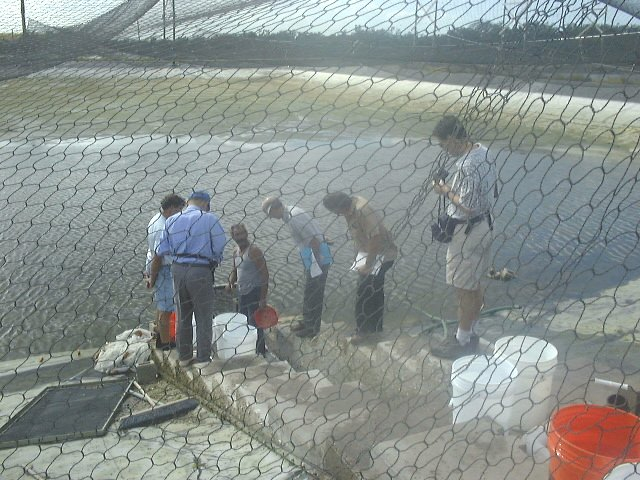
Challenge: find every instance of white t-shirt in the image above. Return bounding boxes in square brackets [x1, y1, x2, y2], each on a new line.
[146, 212, 171, 272]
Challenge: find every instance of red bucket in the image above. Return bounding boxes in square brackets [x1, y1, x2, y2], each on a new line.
[169, 311, 177, 342]
[548, 404, 640, 480]
[254, 305, 279, 329]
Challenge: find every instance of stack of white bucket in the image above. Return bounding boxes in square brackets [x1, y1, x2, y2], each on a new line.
[450, 335, 558, 431]
[212, 312, 257, 360]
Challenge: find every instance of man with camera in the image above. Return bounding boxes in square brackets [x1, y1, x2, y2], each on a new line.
[430, 115, 496, 359]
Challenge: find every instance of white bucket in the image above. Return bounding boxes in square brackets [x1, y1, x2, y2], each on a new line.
[493, 335, 558, 431]
[213, 312, 257, 360]
[180, 314, 220, 348]
[604, 463, 640, 479]
[450, 354, 518, 428]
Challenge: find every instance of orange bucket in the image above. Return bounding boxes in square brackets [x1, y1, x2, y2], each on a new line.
[254, 305, 279, 329]
[169, 311, 177, 342]
[548, 404, 640, 480]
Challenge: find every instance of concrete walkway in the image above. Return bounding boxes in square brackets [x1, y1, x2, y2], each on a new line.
[155, 309, 611, 480]
[0, 308, 633, 479]
[0, 349, 309, 480]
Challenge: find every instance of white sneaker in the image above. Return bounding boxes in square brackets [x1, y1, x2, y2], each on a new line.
[264, 352, 279, 363]
[178, 359, 192, 368]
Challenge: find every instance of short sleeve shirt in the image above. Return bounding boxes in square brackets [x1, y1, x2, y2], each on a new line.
[146, 212, 170, 270]
[347, 196, 397, 261]
[447, 144, 496, 219]
[156, 205, 226, 264]
[282, 205, 324, 250]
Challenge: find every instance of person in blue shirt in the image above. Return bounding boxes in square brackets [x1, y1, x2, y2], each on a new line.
[149, 191, 226, 368]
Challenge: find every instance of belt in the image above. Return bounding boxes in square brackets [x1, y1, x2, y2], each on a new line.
[462, 213, 492, 234]
[467, 214, 485, 225]
[173, 262, 213, 268]
[174, 253, 218, 269]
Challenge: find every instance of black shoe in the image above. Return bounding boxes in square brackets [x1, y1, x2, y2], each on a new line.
[431, 336, 477, 360]
[350, 331, 381, 346]
[290, 322, 307, 332]
[155, 338, 176, 350]
[295, 329, 319, 338]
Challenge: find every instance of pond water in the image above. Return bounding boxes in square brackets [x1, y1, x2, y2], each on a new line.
[1, 126, 638, 359]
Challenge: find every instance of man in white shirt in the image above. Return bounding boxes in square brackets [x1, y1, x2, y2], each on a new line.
[431, 115, 496, 359]
[145, 193, 186, 349]
[262, 196, 332, 338]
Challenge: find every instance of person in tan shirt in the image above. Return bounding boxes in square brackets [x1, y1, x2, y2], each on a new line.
[323, 192, 397, 344]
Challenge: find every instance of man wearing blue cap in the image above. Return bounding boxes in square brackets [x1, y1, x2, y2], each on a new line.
[150, 191, 226, 369]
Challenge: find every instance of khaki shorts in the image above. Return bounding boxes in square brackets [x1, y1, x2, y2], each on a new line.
[446, 220, 492, 291]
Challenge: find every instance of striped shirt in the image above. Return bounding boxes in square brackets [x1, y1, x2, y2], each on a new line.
[447, 144, 496, 220]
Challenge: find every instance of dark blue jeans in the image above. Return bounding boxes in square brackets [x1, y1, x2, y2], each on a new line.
[238, 287, 266, 355]
[355, 261, 394, 334]
[302, 265, 329, 334]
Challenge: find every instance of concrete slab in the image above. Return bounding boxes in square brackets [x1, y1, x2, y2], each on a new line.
[154, 305, 640, 480]
[368, 418, 549, 480]
[0, 352, 309, 480]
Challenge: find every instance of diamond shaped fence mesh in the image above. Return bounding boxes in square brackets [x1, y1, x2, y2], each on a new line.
[1, 0, 640, 479]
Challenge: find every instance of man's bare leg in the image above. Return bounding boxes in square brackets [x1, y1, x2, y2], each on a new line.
[456, 286, 484, 335]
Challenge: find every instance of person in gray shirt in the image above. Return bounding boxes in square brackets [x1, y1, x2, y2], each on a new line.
[262, 196, 332, 338]
[227, 223, 269, 356]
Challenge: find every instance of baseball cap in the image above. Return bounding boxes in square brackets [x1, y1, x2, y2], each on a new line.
[189, 191, 211, 203]
[261, 196, 281, 216]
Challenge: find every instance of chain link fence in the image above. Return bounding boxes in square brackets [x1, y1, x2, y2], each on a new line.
[1, 0, 640, 478]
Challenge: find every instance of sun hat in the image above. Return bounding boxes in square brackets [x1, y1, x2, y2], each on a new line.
[261, 196, 281, 216]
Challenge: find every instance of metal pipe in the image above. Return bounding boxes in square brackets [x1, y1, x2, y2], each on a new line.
[594, 377, 631, 391]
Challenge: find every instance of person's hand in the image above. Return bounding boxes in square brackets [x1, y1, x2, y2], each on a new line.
[146, 278, 154, 289]
[432, 180, 449, 196]
[357, 264, 373, 276]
